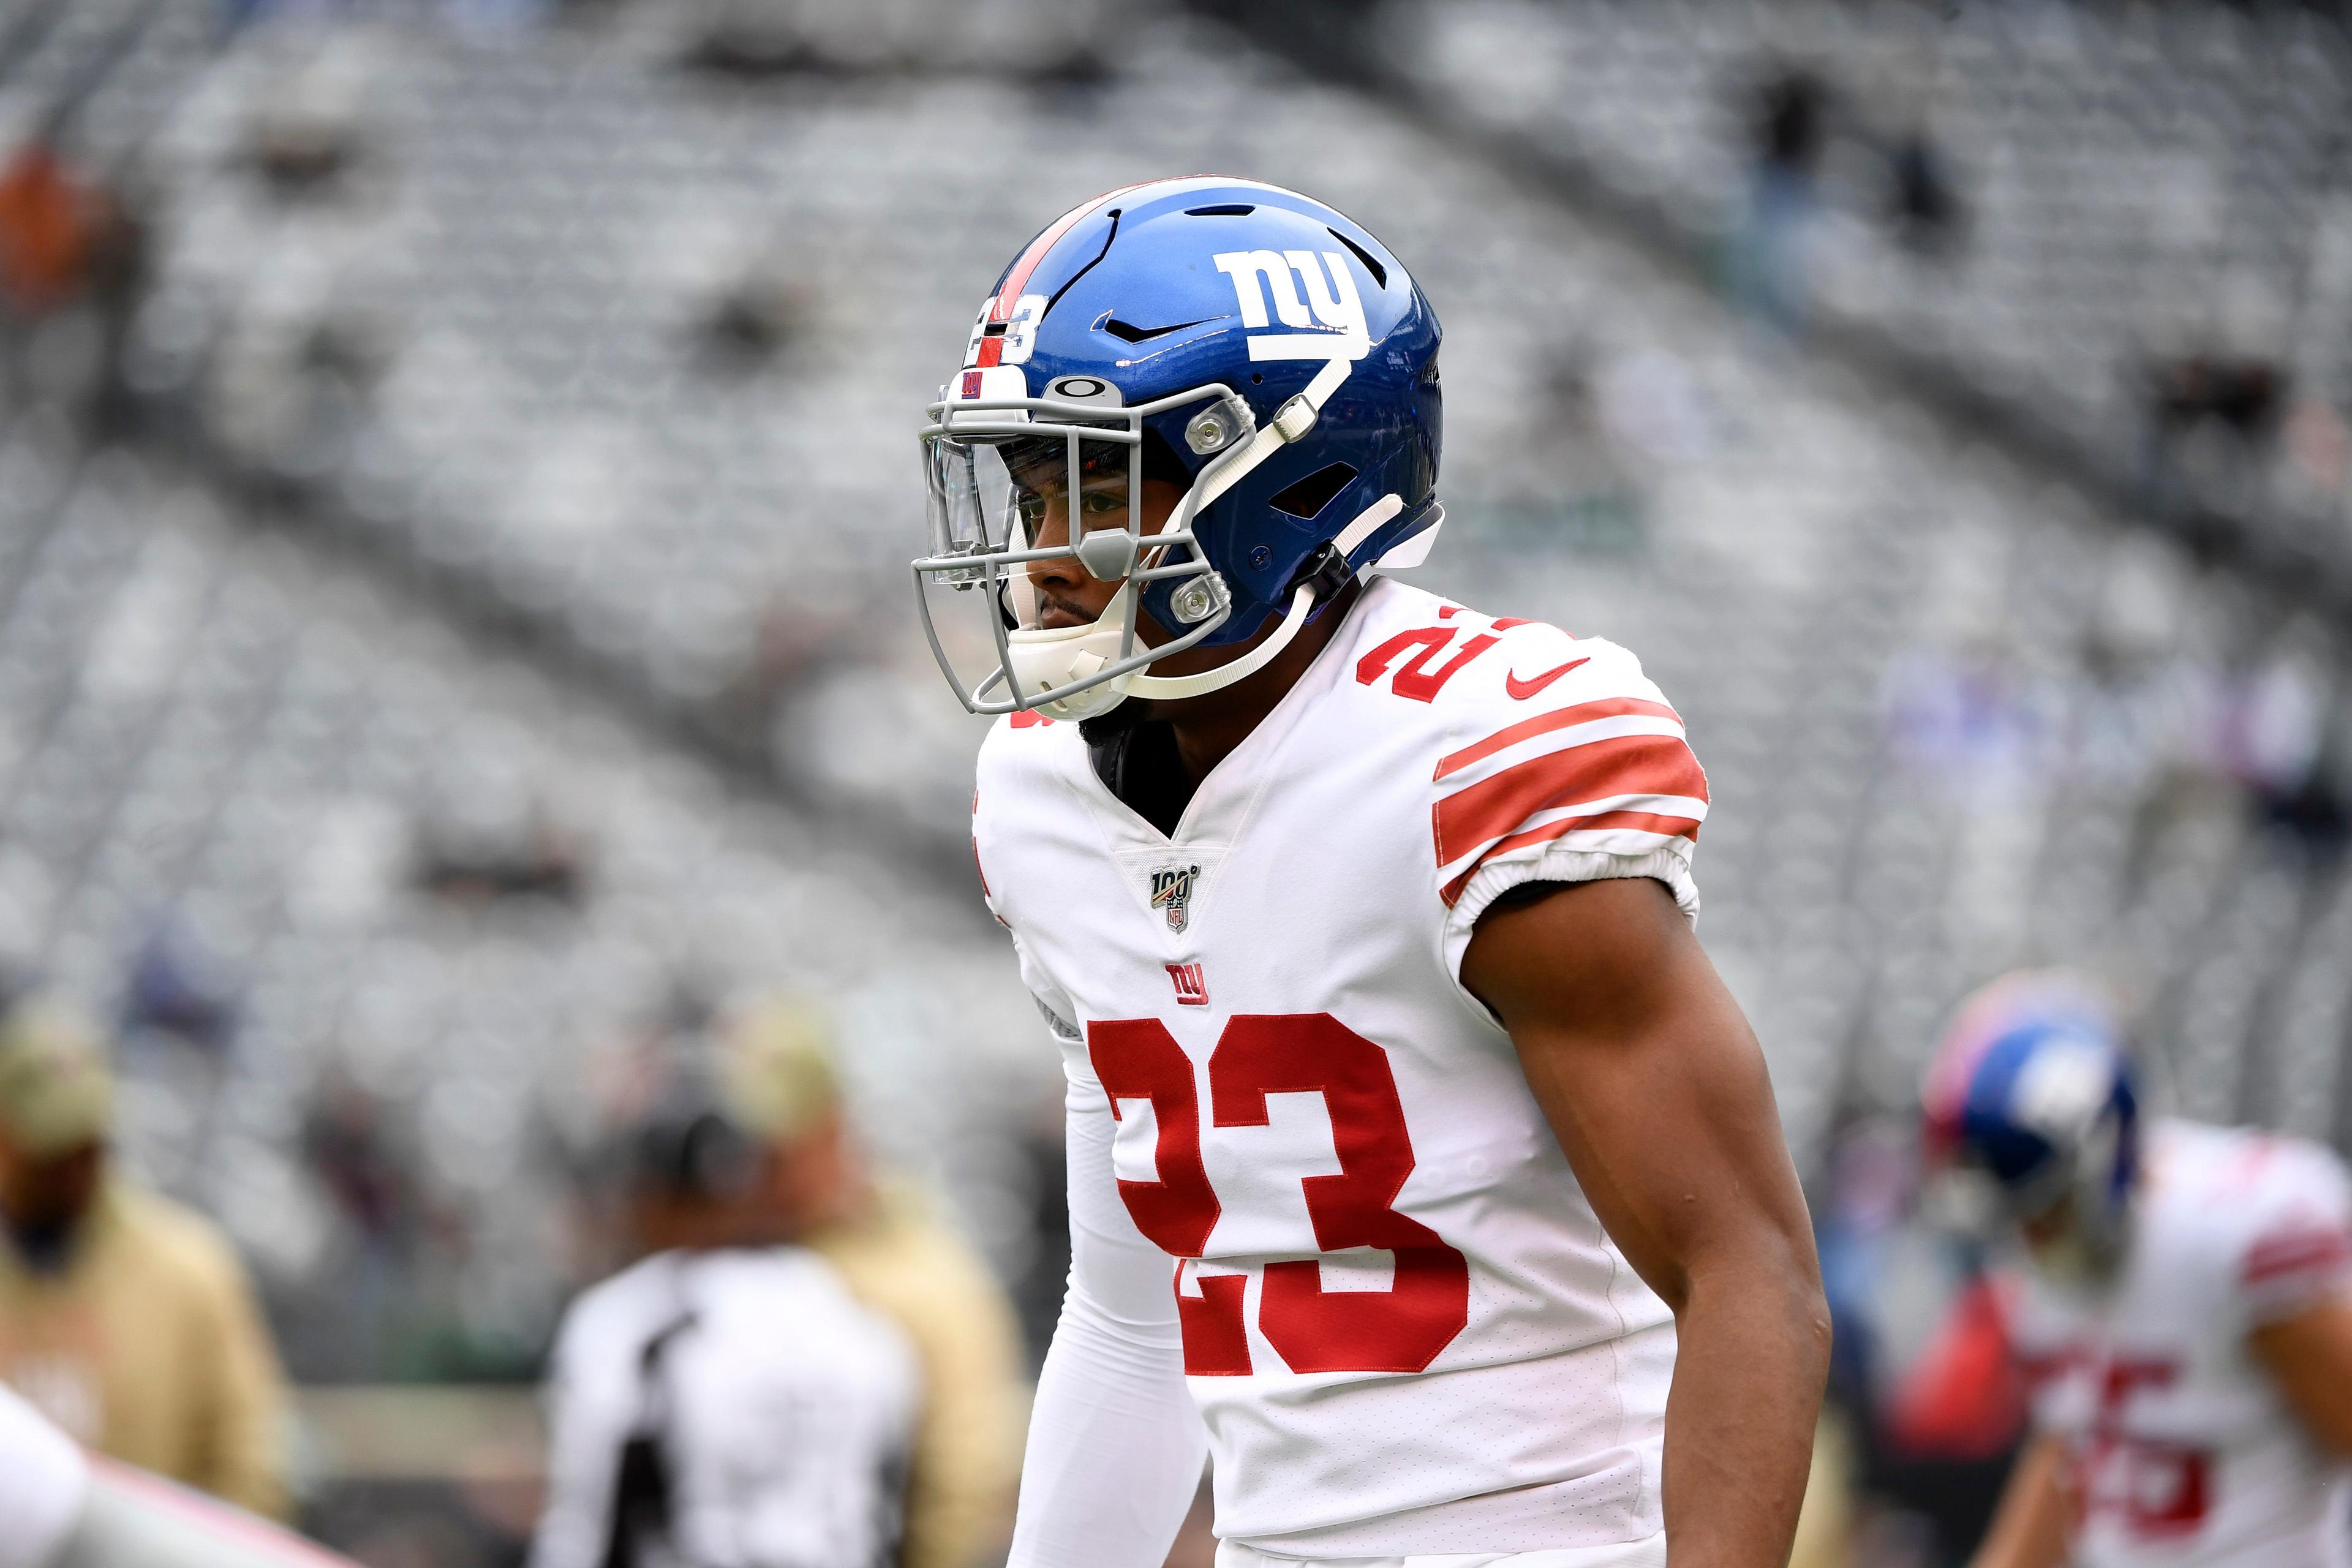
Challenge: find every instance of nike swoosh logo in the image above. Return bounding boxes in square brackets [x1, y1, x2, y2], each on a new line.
[1505, 657, 1589, 700]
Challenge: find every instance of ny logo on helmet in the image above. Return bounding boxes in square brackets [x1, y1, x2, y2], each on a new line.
[1150, 864, 1200, 933]
[1212, 250, 1371, 362]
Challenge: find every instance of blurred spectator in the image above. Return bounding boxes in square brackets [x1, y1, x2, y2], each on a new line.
[1728, 66, 1828, 334]
[2141, 350, 2287, 518]
[534, 997, 1022, 1568]
[0, 141, 100, 321]
[122, 922, 239, 1064]
[0, 995, 290, 1520]
[1885, 126, 1964, 260]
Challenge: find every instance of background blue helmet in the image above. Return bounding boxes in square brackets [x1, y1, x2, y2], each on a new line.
[914, 177, 1443, 719]
[1923, 972, 2141, 1256]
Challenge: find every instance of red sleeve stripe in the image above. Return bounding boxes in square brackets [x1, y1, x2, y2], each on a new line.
[2244, 1227, 2352, 1286]
[1436, 732, 1706, 864]
[1436, 696, 1684, 780]
[1439, 810, 1700, 905]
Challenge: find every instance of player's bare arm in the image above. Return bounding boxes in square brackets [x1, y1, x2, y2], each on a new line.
[1966, 1434, 2071, 1568]
[1461, 876, 1831, 1568]
[2250, 1294, 2352, 1454]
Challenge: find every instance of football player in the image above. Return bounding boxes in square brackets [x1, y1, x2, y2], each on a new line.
[913, 179, 1828, 1568]
[1923, 972, 2352, 1568]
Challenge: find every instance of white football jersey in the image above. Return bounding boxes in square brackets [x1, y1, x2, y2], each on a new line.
[973, 576, 1709, 1555]
[0, 1383, 85, 1568]
[2008, 1119, 2352, 1568]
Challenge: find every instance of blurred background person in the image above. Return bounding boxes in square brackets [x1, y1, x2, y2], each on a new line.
[725, 997, 1026, 1568]
[0, 992, 290, 1521]
[535, 995, 1021, 1568]
[1922, 972, 2352, 1568]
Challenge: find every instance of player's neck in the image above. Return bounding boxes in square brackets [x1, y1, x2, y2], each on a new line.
[1150, 580, 1362, 785]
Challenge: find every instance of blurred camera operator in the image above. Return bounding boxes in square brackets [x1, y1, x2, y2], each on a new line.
[533, 997, 1022, 1568]
[0, 994, 289, 1521]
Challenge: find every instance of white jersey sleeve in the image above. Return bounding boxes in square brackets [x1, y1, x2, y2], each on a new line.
[1005, 1068, 1208, 1568]
[981, 744, 1208, 1567]
[2231, 1135, 2352, 1329]
[1419, 616, 1706, 982]
[0, 1384, 87, 1568]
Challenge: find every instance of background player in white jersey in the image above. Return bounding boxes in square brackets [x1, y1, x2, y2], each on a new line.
[1921, 972, 2352, 1568]
[911, 179, 1829, 1567]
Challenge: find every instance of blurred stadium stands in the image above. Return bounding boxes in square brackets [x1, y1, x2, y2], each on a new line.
[4, 0, 2352, 1558]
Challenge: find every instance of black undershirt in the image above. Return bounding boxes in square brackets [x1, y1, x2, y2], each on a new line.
[1082, 709, 1196, 838]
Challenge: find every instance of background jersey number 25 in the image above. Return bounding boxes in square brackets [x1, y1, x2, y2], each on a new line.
[1088, 1012, 1469, 1376]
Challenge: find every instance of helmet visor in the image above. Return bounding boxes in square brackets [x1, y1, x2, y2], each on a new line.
[917, 426, 1144, 708]
[926, 431, 1137, 589]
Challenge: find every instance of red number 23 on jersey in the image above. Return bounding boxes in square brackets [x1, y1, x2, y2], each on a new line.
[1088, 1012, 1470, 1377]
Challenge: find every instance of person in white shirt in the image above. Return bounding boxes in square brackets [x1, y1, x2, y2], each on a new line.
[1921, 971, 2352, 1568]
[529, 1041, 919, 1568]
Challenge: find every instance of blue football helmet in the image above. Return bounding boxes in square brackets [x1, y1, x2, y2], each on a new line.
[1922, 971, 2141, 1272]
[913, 177, 1444, 720]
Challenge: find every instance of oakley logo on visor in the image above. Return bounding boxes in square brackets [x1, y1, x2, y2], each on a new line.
[1212, 250, 1371, 362]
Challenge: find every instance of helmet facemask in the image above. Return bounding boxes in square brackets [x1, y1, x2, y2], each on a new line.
[915, 372, 1326, 722]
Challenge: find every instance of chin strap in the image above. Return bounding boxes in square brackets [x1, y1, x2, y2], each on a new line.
[1121, 584, 1317, 700]
[1120, 489, 1403, 702]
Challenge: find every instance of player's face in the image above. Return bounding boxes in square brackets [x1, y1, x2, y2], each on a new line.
[1009, 459, 1186, 633]
[2016, 1189, 2126, 1282]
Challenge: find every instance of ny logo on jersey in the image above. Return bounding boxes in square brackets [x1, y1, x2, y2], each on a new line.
[1212, 249, 1371, 362]
[1165, 963, 1209, 1007]
[1150, 864, 1200, 933]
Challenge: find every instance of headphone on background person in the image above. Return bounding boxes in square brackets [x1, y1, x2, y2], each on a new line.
[625, 1044, 765, 1211]
[620, 995, 845, 1210]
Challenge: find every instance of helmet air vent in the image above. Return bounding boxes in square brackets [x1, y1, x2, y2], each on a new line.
[1100, 315, 1210, 344]
[1185, 203, 1256, 217]
[1326, 228, 1387, 289]
[1268, 462, 1360, 519]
